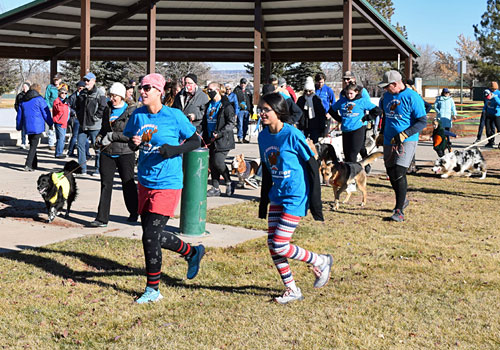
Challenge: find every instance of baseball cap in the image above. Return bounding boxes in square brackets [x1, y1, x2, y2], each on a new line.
[83, 72, 96, 80]
[342, 71, 356, 79]
[53, 73, 63, 80]
[442, 88, 450, 94]
[76, 81, 85, 88]
[484, 89, 492, 96]
[378, 70, 402, 88]
[240, 78, 248, 84]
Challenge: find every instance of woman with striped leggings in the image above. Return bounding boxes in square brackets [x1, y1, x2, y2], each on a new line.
[258, 92, 333, 304]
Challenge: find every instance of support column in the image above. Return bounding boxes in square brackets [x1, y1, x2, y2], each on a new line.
[342, 0, 352, 74]
[404, 54, 413, 81]
[147, 1, 157, 74]
[50, 58, 58, 79]
[80, 0, 90, 78]
[253, 0, 262, 105]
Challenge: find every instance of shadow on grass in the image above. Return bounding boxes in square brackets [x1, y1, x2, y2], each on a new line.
[0, 245, 280, 298]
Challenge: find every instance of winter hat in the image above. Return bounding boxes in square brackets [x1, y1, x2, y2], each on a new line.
[76, 81, 85, 88]
[484, 89, 492, 96]
[304, 76, 315, 91]
[342, 71, 356, 79]
[442, 88, 450, 94]
[240, 78, 248, 84]
[185, 73, 198, 84]
[109, 82, 126, 99]
[278, 77, 286, 87]
[141, 73, 166, 93]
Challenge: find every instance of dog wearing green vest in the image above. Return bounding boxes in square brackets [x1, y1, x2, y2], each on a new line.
[37, 160, 79, 223]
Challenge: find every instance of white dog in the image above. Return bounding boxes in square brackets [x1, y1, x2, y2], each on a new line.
[432, 148, 487, 179]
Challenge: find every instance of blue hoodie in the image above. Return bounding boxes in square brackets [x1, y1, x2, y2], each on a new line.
[16, 89, 53, 134]
[434, 95, 456, 128]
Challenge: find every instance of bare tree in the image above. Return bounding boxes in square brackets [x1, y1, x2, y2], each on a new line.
[14, 59, 48, 92]
[413, 44, 438, 81]
[455, 34, 482, 86]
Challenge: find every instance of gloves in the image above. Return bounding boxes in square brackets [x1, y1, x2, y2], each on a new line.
[159, 143, 176, 159]
[391, 131, 408, 145]
[361, 114, 372, 123]
[101, 132, 113, 146]
[94, 134, 103, 148]
[375, 133, 384, 147]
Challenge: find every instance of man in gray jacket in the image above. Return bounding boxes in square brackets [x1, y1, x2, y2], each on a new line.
[172, 73, 209, 134]
[76, 72, 107, 176]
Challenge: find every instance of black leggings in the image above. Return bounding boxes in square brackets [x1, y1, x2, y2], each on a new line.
[209, 146, 230, 188]
[141, 211, 193, 289]
[386, 165, 408, 210]
[342, 126, 366, 162]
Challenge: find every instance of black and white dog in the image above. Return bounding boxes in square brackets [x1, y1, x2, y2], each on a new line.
[432, 148, 487, 179]
[37, 161, 80, 222]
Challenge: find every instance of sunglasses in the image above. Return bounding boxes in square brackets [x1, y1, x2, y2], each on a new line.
[60, 92, 67, 95]
[140, 85, 153, 92]
[83, 78, 90, 82]
[343, 78, 352, 81]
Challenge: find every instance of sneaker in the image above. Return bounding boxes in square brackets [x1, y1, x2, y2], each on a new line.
[389, 209, 404, 222]
[55, 154, 67, 159]
[207, 187, 221, 197]
[49, 146, 56, 151]
[19, 144, 27, 150]
[88, 220, 107, 228]
[225, 181, 236, 196]
[24, 166, 34, 172]
[275, 287, 304, 304]
[91, 171, 100, 177]
[127, 213, 138, 222]
[237, 138, 243, 144]
[393, 198, 409, 213]
[243, 139, 250, 144]
[485, 143, 495, 148]
[313, 254, 333, 288]
[244, 177, 259, 189]
[135, 286, 163, 304]
[186, 245, 205, 279]
[474, 139, 481, 144]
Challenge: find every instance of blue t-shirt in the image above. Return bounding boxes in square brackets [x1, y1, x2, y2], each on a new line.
[381, 88, 426, 145]
[123, 105, 196, 189]
[206, 100, 221, 138]
[331, 96, 377, 132]
[110, 102, 128, 123]
[258, 123, 315, 217]
[315, 85, 336, 112]
[486, 94, 500, 117]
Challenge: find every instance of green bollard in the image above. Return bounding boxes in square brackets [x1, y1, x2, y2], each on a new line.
[179, 147, 209, 236]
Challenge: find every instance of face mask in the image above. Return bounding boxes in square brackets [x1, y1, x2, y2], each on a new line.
[207, 90, 217, 100]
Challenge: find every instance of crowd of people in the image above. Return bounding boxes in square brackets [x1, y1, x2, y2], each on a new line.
[18, 67, 486, 304]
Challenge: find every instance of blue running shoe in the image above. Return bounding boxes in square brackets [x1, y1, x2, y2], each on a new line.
[186, 245, 205, 279]
[135, 286, 163, 304]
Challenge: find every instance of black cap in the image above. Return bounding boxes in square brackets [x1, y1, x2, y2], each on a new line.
[76, 81, 85, 88]
[262, 84, 275, 95]
[240, 78, 248, 84]
[185, 73, 198, 84]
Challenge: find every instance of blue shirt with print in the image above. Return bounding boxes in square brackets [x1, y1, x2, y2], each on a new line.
[206, 100, 221, 138]
[331, 96, 377, 132]
[381, 88, 426, 145]
[315, 85, 336, 112]
[123, 105, 196, 189]
[258, 123, 315, 217]
[486, 94, 500, 117]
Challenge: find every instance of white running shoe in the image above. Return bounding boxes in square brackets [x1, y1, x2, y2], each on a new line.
[313, 254, 333, 288]
[275, 287, 304, 304]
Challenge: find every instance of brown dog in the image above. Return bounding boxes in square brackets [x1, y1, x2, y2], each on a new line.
[329, 152, 383, 210]
[231, 154, 260, 188]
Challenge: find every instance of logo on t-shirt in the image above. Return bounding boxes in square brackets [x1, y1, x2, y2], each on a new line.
[386, 99, 402, 119]
[136, 124, 159, 153]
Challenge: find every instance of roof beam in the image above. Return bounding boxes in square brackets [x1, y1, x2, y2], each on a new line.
[0, 0, 74, 29]
[33, 12, 108, 25]
[65, 0, 124, 13]
[54, 0, 154, 58]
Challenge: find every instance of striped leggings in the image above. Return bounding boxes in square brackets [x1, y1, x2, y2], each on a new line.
[267, 204, 322, 288]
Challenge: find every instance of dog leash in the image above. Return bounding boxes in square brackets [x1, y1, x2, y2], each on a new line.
[63, 142, 113, 178]
[463, 132, 500, 151]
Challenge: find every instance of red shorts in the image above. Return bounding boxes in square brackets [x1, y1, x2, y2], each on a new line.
[137, 183, 182, 217]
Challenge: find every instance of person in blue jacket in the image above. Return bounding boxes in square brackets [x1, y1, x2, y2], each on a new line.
[330, 83, 382, 163]
[484, 86, 500, 147]
[376, 70, 427, 222]
[434, 88, 456, 150]
[258, 92, 332, 304]
[16, 83, 53, 171]
[123, 73, 205, 304]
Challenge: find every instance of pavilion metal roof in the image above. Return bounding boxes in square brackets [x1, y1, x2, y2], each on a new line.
[0, 0, 420, 62]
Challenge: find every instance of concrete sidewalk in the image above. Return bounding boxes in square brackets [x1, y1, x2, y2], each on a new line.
[0, 126, 482, 253]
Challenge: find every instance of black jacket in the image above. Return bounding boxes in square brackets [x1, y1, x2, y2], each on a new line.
[76, 85, 107, 130]
[98, 102, 136, 156]
[296, 94, 327, 132]
[258, 157, 323, 221]
[14, 91, 25, 112]
[201, 96, 236, 152]
[233, 85, 253, 113]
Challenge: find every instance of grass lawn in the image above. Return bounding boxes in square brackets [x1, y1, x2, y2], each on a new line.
[1, 150, 500, 349]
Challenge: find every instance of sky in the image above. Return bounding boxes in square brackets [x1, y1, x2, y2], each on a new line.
[0, 0, 489, 70]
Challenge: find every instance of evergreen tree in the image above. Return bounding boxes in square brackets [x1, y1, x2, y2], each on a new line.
[473, 0, 500, 81]
[244, 62, 289, 84]
[284, 62, 323, 91]
[60, 61, 136, 91]
[0, 59, 17, 96]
